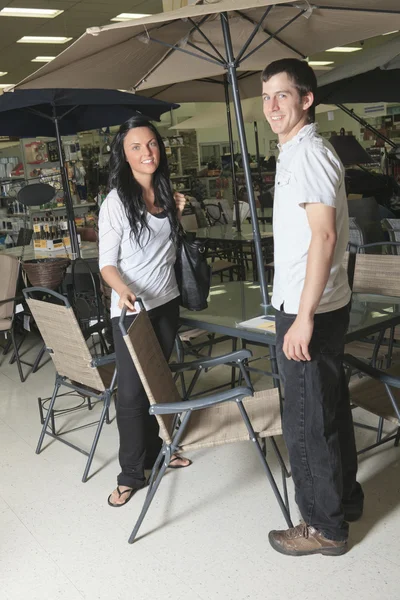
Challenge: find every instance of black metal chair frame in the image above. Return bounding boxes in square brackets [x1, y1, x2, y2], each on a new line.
[345, 353, 400, 454]
[119, 304, 292, 544]
[23, 286, 117, 482]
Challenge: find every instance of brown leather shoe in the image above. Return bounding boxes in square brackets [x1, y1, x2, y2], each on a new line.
[268, 523, 347, 556]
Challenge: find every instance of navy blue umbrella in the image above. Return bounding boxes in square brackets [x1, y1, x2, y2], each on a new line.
[0, 88, 178, 257]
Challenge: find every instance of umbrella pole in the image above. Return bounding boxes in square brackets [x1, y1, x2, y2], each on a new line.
[53, 112, 80, 259]
[223, 74, 240, 232]
[253, 120, 265, 216]
[220, 12, 269, 307]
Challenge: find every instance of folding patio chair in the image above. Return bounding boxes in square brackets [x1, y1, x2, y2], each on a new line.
[345, 353, 400, 454]
[119, 305, 292, 544]
[23, 286, 117, 482]
[0, 253, 32, 382]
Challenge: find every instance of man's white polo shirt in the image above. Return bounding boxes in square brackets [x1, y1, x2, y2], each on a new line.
[271, 122, 351, 315]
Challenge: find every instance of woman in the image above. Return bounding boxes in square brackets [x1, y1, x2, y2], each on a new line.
[99, 115, 191, 507]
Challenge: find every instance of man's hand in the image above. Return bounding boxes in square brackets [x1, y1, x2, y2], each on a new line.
[283, 315, 314, 362]
[174, 192, 186, 219]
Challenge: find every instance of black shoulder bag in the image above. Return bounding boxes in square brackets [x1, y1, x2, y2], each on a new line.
[175, 228, 211, 311]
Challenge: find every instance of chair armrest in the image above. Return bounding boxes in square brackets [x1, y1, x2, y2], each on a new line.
[344, 353, 400, 388]
[169, 349, 252, 373]
[91, 353, 116, 367]
[0, 295, 24, 306]
[149, 386, 253, 415]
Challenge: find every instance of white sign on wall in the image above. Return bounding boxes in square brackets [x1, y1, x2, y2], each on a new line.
[362, 103, 387, 118]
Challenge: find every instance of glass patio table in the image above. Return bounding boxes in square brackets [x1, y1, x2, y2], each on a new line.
[180, 281, 400, 385]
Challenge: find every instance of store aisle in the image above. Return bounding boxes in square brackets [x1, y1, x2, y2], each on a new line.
[0, 336, 399, 600]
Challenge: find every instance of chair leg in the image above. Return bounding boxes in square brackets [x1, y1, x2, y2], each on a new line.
[11, 327, 25, 383]
[376, 417, 384, 443]
[269, 436, 290, 478]
[231, 338, 237, 388]
[82, 392, 111, 483]
[128, 448, 170, 544]
[36, 379, 62, 454]
[32, 342, 46, 373]
[2, 335, 12, 356]
[236, 401, 293, 528]
[394, 426, 400, 447]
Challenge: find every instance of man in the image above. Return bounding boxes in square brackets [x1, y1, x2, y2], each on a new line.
[262, 59, 363, 556]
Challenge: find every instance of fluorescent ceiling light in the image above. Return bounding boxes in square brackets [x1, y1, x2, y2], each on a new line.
[17, 36, 72, 43]
[0, 71, 8, 76]
[111, 13, 151, 22]
[326, 46, 362, 53]
[31, 56, 56, 62]
[0, 7, 63, 18]
[383, 30, 399, 35]
[308, 61, 334, 66]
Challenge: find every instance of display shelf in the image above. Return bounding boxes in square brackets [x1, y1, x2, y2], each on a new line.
[30, 202, 96, 213]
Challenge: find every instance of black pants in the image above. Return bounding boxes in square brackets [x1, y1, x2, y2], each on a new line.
[275, 303, 363, 541]
[112, 297, 180, 488]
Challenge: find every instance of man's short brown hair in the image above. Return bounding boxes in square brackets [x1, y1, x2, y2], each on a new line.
[261, 58, 317, 123]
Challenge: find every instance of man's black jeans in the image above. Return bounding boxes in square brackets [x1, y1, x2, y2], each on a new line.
[275, 302, 363, 541]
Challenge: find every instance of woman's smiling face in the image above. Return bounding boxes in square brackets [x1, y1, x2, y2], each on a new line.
[123, 126, 160, 178]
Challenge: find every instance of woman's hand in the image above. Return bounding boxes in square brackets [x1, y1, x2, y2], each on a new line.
[174, 192, 186, 219]
[118, 287, 137, 312]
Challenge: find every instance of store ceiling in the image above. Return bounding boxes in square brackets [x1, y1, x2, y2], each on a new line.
[0, 0, 398, 93]
[0, 0, 163, 86]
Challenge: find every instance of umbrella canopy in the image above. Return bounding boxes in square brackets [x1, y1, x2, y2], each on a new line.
[317, 35, 400, 103]
[15, 0, 400, 305]
[0, 88, 178, 137]
[15, 2, 400, 92]
[142, 72, 263, 103]
[170, 98, 338, 130]
[0, 88, 177, 259]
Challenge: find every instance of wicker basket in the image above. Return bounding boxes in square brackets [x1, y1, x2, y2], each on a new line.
[22, 258, 71, 290]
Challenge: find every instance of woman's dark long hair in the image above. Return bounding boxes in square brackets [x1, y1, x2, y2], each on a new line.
[108, 115, 180, 246]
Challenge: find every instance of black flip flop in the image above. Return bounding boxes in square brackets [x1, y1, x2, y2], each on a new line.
[107, 486, 135, 507]
[168, 456, 193, 469]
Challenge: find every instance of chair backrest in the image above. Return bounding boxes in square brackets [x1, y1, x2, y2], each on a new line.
[217, 198, 233, 224]
[204, 202, 227, 226]
[16, 227, 33, 247]
[352, 253, 400, 296]
[348, 217, 365, 251]
[238, 200, 250, 223]
[0, 254, 19, 322]
[26, 294, 105, 391]
[382, 219, 400, 255]
[122, 310, 181, 444]
[181, 214, 198, 232]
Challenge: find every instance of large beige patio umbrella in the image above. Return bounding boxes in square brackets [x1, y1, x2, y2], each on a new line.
[16, 0, 400, 306]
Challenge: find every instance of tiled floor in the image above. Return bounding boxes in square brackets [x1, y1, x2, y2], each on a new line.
[0, 334, 399, 600]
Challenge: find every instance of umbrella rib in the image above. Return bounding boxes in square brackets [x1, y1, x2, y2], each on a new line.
[236, 8, 306, 66]
[135, 15, 222, 90]
[184, 39, 226, 65]
[235, 5, 274, 66]
[311, 4, 400, 15]
[187, 17, 226, 62]
[25, 106, 53, 121]
[239, 8, 306, 65]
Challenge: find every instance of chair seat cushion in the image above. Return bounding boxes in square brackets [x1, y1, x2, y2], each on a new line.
[0, 318, 12, 331]
[211, 260, 238, 274]
[349, 364, 400, 424]
[178, 389, 282, 451]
